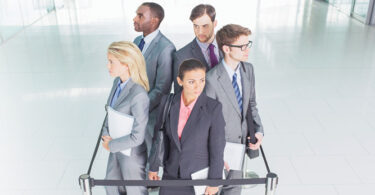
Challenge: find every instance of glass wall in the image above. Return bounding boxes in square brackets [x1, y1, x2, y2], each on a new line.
[326, 0, 373, 24]
[0, 0, 63, 44]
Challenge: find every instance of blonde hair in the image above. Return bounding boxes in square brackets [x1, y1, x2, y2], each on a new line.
[108, 41, 150, 92]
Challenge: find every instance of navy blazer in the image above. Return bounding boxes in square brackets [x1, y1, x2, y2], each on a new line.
[150, 92, 226, 180]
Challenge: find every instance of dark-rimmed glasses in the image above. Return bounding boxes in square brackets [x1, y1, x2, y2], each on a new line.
[226, 41, 252, 51]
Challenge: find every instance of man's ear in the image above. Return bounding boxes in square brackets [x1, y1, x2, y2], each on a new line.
[151, 17, 160, 27]
[213, 20, 217, 28]
[222, 45, 230, 54]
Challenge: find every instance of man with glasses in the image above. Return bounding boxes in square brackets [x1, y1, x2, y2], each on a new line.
[173, 4, 223, 93]
[205, 24, 264, 195]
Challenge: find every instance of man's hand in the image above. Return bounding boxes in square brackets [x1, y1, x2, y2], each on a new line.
[248, 133, 263, 150]
[148, 171, 160, 180]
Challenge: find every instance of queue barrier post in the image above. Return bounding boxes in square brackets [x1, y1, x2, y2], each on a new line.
[79, 174, 93, 195]
[265, 172, 278, 195]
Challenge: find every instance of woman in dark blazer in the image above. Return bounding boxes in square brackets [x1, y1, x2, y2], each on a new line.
[101, 41, 150, 195]
[149, 59, 226, 195]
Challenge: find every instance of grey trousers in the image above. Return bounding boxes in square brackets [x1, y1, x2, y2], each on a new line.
[105, 152, 148, 195]
[220, 170, 242, 195]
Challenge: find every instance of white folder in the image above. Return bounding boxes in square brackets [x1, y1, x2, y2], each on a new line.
[191, 167, 209, 195]
[191, 168, 225, 195]
[107, 106, 134, 156]
[224, 142, 246, 171]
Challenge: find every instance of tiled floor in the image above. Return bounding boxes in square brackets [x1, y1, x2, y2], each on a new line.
[1, 0, 375, 194]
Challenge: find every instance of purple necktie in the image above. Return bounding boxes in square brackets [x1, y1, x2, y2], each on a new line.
[208, 43, 218, 68]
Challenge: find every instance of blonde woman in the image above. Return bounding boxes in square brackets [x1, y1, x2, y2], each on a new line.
[101, 41, 150, 195]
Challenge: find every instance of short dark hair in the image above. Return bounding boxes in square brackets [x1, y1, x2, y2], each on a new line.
[178, 59, 207, 80]
[216, 24, 252, 53]
[142, 2, 164, 26]
[189, 4, 216, 22]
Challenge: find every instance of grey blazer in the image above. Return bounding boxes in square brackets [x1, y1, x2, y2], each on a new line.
[134, 32, 175, 155]
[102, 78, 150, 155]
[149, 92, 226, 180]
[134, 31, 176, 112]
[173, 38, 223, 93]
[205, 61, 264, 146]
[102, 78, 149, 195]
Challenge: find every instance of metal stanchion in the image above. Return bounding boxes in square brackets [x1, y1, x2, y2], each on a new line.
[265, 172, 278, 195]
[243, 155, 260, 189]
[79, 174, 92, 195]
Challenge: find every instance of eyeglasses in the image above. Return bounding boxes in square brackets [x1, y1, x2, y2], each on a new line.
[226, 41, 253, 51]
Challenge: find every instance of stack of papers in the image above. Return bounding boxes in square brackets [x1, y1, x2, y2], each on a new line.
[224, 142, 245, 170]
[191, 168, 225, 195]
[107, 106, 134, 156]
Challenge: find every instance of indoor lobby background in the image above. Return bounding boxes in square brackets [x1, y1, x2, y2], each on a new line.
[1, 0, 375, 194]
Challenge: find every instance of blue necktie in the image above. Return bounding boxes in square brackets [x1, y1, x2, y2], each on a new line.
[138, 38, 145, 51]
[110, 82, 122, 107]
[232, 73, 243, 113]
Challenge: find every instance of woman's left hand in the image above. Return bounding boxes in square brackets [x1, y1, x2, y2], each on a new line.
[102, 136, 112, 152]
[204, 186, 219, 195]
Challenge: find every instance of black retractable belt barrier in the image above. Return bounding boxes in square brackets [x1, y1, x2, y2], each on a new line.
[79, 105, 278, 195]
[86, 105, 108, 175]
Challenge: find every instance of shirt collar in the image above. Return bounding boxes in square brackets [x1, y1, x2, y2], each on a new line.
[117, 78, 130, 90]
[142, 29, 160, 44]
[180, 92, 198, 110]
[195, 36, 218, 51]
[222, 60, 241, 77]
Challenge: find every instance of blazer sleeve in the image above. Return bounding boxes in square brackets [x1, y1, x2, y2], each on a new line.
[108, 92, 150, 152]
[101, 115, 109, 136]
[208, 102, 226, 179]
[148, 95, 169, 172]
[148, 44, 176, 112]
[248, 65, 264, 135]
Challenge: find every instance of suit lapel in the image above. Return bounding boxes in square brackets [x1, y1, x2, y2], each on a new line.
[169, 93, 181, 151]
[216, 63, 242, 117]
[191, 39, 210, 70]
[134, 36, 141, 46]
[143, 31, 162, 60]
[180, 94, 205, 144]
[113, 79, 134, 108]
[107, 78, 119, 106]
[240, 62, 250, 117]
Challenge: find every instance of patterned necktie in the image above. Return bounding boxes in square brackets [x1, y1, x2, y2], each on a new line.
[110, 82, 122, 107]
[232, 73, 243, 113]
[138, 38, 145, 51]
[208, 43, 218, 68]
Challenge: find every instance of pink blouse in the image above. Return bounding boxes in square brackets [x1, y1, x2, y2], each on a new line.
[177, 94, 198, 140]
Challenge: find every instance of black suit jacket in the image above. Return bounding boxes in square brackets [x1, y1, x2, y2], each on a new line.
[150, 92, 226, 180]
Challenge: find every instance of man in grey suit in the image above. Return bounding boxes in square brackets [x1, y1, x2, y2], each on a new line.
[173, 4, 223, 93]
[205, 24, 264, 195]
[133, 2, 176, 155]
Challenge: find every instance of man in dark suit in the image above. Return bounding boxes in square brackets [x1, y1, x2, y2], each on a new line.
[173, 4, 223, 93]
[205, 24, 264, 195]
[133, 2, 176, 155]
